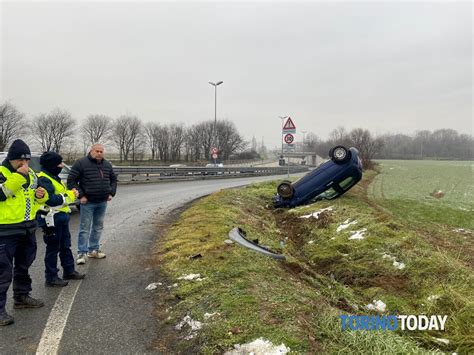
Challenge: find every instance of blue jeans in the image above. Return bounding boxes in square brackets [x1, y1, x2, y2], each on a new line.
[77, 201, 107, 254]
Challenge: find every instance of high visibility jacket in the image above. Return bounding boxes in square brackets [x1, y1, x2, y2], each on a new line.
[37, 171, 75, 214]
[0, 166, 49, 225]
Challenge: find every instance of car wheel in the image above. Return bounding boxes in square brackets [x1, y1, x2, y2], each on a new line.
[330, 146, 351, 163]
[277, 181, 294, 199]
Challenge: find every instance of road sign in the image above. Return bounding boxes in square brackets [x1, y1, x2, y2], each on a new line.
[283, 144, 295, 152]
[283, 117, 296, 131]
[212, 153, 218, 159]
[211, 147, 218, 154]
[284, 133, 294, 144]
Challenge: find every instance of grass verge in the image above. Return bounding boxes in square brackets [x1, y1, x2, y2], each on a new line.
[152, 169, 473, 353]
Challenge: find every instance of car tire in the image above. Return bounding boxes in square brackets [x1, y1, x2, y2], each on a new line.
[277, 180, 294, 199]
[330, 146, 351, 164]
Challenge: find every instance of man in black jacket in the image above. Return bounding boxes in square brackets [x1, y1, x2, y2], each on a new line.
[67, 144, 117, 265]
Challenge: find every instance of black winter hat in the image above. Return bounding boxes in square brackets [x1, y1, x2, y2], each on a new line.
[7, 139, 31, 160]
[40, 151, 63, 170]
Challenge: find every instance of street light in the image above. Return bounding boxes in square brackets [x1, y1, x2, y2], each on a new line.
[209, 81, 223, 152]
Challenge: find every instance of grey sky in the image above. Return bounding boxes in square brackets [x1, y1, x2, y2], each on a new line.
[1, 1, 472, 149]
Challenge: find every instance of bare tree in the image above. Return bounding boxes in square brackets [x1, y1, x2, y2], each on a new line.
[156, 125, 170, 161]
[0, 102, 26, 151]
[348, 128, 384, 168]
[111, 115, 142, 161]
[144, 122, 158, 160]
[31, 108, 75, 153]
[216, 120, 246, 160]
[184, 125, 202, 161]
[82, 114, 112, 146]
[169, 123, 185, 161]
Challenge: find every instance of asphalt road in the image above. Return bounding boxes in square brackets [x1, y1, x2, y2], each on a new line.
[0, 175, 288, 354]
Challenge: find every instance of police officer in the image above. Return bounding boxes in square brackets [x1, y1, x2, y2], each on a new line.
[0, 139, 48, 326]
[37, 152, 85, 287]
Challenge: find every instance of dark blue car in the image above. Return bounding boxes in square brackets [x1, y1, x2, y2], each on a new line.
[273, 146, 363, 208]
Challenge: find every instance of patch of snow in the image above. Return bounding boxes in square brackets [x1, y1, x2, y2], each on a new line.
[382, 253, 405, 269]
[393, 261, 405, 270]
[225, 338, 290, 355]
[427, 295, 440, 301]
[365, 300, 386, 313]
[204, 312, 218, 320]
[145, 282, 162, 290]
[337, 219, 358, 233]
[175, 315, 203, 331]
[178, 274, 205, 281]
[433, 337, 450, 345]
[348, 228, 367, 240]
[300, 206, 334, 219]
[167, 283, 178, 289]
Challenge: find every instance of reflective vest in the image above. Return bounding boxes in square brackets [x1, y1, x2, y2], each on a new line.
[0, 166, 45, 225]
[37, 171, 75, 214]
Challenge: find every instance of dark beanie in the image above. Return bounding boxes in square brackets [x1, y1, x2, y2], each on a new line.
[40, 151, 63, 170]
[7, 139, 31, 160]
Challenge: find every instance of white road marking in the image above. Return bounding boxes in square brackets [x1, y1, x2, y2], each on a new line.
[36, 278, 83, 354]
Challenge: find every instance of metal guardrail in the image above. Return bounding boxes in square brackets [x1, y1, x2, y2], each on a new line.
[113, 165, 309, 180]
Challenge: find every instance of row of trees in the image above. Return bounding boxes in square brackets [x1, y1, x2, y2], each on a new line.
[1, 101, 471, 164]
[377, 129, 473, 160]
[297, 126, 473, 167]
[0, 102, 246, 162]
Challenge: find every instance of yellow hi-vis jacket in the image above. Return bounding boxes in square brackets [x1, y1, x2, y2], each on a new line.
[0, 166, 49, 225]
[37, 171, 76, 214]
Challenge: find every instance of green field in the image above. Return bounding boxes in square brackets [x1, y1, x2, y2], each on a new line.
[153, 161, 474, 353]
[369, 160, 474, 230]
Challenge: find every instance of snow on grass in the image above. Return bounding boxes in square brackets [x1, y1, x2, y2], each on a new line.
[175, 315, 203, 340]
[382, 253, 406, 270]
[365, 300, 387, 313]
[337, 219, 358, 233]
[204, 312, 218, 320]
[145, 282, 162, 290]
[175, 315, 203, 331]
[299, 206, 334, 219]
[178, 273, 205, 281]
[225, 338, 290, 355]
[348, 228, 367, 240]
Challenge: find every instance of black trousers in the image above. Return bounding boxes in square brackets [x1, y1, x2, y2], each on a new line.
[43, 222, 75, 281]
[0, 231, 37, 311]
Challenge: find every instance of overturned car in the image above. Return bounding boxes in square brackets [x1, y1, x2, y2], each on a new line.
[273, 146, 363, 208]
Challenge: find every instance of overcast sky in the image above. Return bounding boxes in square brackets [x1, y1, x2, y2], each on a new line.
[1, 1, 472, 149]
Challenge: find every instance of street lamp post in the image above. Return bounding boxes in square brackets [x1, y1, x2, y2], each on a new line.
[209, 81, 223, 162]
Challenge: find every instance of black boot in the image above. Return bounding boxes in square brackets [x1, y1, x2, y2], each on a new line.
[0, 311, 14, 326]
[45, 277, 69, 287]
[63, 271, 86, 280]
[13, 295, 45, 309]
